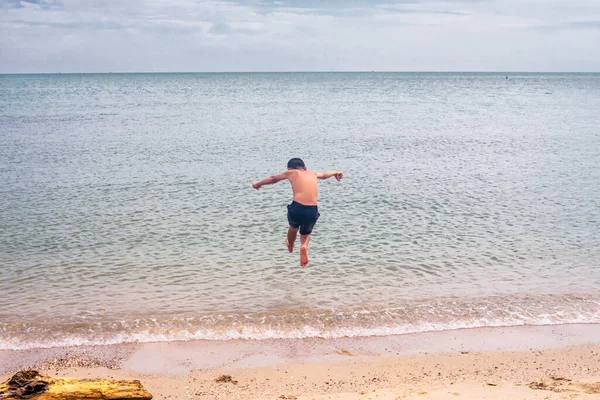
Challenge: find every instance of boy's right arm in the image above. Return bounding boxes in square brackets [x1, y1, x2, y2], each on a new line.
[252, 171, 290, 189]
[316, 171, 343, 181]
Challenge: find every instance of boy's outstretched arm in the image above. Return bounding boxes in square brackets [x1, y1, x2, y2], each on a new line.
[316, 171, 343, 181]
[252, 171, 290, 189]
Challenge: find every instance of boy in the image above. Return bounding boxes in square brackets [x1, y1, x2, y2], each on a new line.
[252, 158, 343, 267]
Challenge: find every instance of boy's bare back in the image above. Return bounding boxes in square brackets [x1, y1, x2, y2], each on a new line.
[287, 169, 319, 205]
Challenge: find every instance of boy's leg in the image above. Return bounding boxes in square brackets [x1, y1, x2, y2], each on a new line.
[286, 226, 298, 253]
[299, 234, 310, 267]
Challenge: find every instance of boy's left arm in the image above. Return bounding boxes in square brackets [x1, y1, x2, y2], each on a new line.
[316, 171, 343, 181]
[252, 171, 290, 189]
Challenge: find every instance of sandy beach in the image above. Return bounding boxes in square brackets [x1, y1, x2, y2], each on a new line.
[2, 324, 600, 399]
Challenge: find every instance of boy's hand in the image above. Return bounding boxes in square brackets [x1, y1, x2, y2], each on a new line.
[252, 182, 262, 190]
[335, 172, 343, 181]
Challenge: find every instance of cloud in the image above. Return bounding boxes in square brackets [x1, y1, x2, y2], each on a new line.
[568, 20, 600, 29]
[2, 0, 62, 9]
[1, 0, 599, 72]
[8, 18, 124, 30]
[536, 20, 600, 31]
[210, 22, 232, 34]
[1, 0, 22, 7]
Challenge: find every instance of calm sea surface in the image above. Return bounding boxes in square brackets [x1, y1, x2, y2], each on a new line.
[1, 73, 599, 350]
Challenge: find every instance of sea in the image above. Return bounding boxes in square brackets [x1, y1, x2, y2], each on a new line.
[1, 72, 599, 351]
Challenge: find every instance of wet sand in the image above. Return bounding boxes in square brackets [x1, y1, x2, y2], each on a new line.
[2, 324, 600, 399]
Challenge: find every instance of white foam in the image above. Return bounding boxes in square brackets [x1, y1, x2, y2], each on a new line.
[3, 294, 599, 351]
[2, 314, 600, 351]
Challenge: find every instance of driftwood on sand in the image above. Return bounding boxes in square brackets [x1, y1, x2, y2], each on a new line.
[0, 370, 152, 399]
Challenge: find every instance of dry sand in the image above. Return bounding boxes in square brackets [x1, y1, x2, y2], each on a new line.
[2, 324, 600, 399]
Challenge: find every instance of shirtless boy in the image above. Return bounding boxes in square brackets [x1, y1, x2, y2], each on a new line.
[252, 158, 343, 267]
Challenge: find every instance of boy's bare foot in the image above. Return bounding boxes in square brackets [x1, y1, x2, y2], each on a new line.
[300, 245, 309, 267]
[286, 238, 294, 253]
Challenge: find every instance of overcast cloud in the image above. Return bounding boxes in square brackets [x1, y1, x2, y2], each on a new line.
[1, 0, 599, 72]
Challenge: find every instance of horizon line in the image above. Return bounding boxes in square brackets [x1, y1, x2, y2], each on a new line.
[1, 71, 600, 75]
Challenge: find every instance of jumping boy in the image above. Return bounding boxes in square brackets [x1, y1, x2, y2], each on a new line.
[252, 158, 343, 267]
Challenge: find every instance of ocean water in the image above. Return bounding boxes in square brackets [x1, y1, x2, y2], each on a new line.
[1, 72, 599, 350]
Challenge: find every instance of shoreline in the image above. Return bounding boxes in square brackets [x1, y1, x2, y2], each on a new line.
[2, 324, 600, 399]
[4, 293, 598, 351]
[2, 324, 600, 375]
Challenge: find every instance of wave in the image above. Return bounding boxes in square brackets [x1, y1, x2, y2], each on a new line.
[2, 295, 599, 351]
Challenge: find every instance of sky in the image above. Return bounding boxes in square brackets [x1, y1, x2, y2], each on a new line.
[1, 0, 599, 73]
